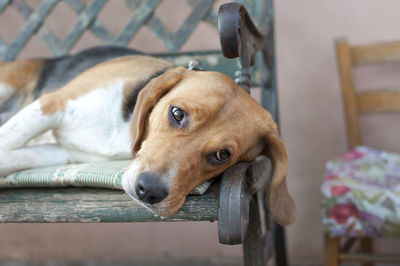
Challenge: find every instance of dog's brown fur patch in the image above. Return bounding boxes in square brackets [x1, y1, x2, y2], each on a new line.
[0, 59, 44, 99]
[40, 55, 173, 115]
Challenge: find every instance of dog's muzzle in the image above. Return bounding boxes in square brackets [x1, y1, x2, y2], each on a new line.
[122, 160, 169, 206]
[135, 172, 168, 204]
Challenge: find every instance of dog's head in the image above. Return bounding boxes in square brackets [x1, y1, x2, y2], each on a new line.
[122, 67, 295, 225]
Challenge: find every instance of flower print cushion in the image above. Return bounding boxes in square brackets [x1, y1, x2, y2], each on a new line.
[321, 146, 400, 237]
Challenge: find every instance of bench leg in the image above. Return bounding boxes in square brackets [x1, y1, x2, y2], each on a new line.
[243, 198, 264, 266]
[274, 223, 288, 266]
[324, 233, 340, 266]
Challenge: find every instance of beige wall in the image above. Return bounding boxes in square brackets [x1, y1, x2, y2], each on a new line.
[276, 0, 400, 259]
[1, 0, 400, 264]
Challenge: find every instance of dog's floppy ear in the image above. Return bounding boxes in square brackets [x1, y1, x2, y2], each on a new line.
[131, 67, 187, 153]
[262, 115, 296, 226]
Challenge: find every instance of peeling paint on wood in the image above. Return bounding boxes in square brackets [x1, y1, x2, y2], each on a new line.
[0, 184, 219, 223]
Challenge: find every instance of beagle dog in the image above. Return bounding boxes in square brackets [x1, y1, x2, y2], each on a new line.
[0, 47, 295, 225]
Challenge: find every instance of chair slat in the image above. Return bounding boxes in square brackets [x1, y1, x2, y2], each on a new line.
[351, 41, 400, 66]
[357, 89, 400, 113]
[335, 38, 362, 148]
[339, 253, 400, 263]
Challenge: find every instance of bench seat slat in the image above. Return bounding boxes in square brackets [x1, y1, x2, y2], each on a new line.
[0, 184, 219, 223]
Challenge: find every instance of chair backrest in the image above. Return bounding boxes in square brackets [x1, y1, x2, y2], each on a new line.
[335, 38, 400, 149]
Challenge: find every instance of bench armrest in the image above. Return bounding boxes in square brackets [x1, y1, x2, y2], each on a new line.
[216, 3, 272, 245]
[218, 157, 271, 244]
[218, 2, 268, 92]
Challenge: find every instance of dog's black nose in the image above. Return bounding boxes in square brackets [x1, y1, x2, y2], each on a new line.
[135, 172, 168, 205]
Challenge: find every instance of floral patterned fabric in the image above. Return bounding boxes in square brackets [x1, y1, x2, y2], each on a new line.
[321, 146, 400, 237]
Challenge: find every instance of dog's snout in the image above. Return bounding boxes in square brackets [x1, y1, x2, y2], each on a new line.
[135, 172, 168, 205]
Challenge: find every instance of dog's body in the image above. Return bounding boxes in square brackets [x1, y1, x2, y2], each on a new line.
[0, 46, 142, 125]
[0, 47, 295, 225]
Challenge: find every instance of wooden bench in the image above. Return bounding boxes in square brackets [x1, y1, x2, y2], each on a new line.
[0, 1, 288, 265]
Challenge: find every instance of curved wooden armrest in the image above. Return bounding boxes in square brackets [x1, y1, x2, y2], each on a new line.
[218, 156, 272, 244]
[218, 2, 268, 93]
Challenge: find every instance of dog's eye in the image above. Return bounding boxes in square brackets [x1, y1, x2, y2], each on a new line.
[215, 150, 231, 162]
[169, 106, 187, 128]
[207, 149, 232, 165]
[172, 107, 184, 122]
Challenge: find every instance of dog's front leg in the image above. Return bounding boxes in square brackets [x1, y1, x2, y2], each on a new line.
[0, 144, 71, 176]
[0, 100, 61, 150]
[0, 144, 117, 175]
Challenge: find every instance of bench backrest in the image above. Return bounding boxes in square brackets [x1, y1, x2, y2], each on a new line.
[0, 0, 273, 94]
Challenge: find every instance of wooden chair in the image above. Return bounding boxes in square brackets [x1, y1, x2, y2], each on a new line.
[323, 38, 400, 266]
[0, 1, 289, 265]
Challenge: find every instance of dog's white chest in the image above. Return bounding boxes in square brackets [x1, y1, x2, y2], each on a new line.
[54, 80, 132, 159]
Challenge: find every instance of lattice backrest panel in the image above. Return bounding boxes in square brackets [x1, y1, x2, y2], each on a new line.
[0, 0, 223, 60]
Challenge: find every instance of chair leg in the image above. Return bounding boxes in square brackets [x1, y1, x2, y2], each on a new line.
[360, 237, 373, 266]
[324, 233, 340, 266]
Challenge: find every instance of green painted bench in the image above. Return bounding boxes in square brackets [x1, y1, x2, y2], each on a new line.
[0, 1, 288, 265]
